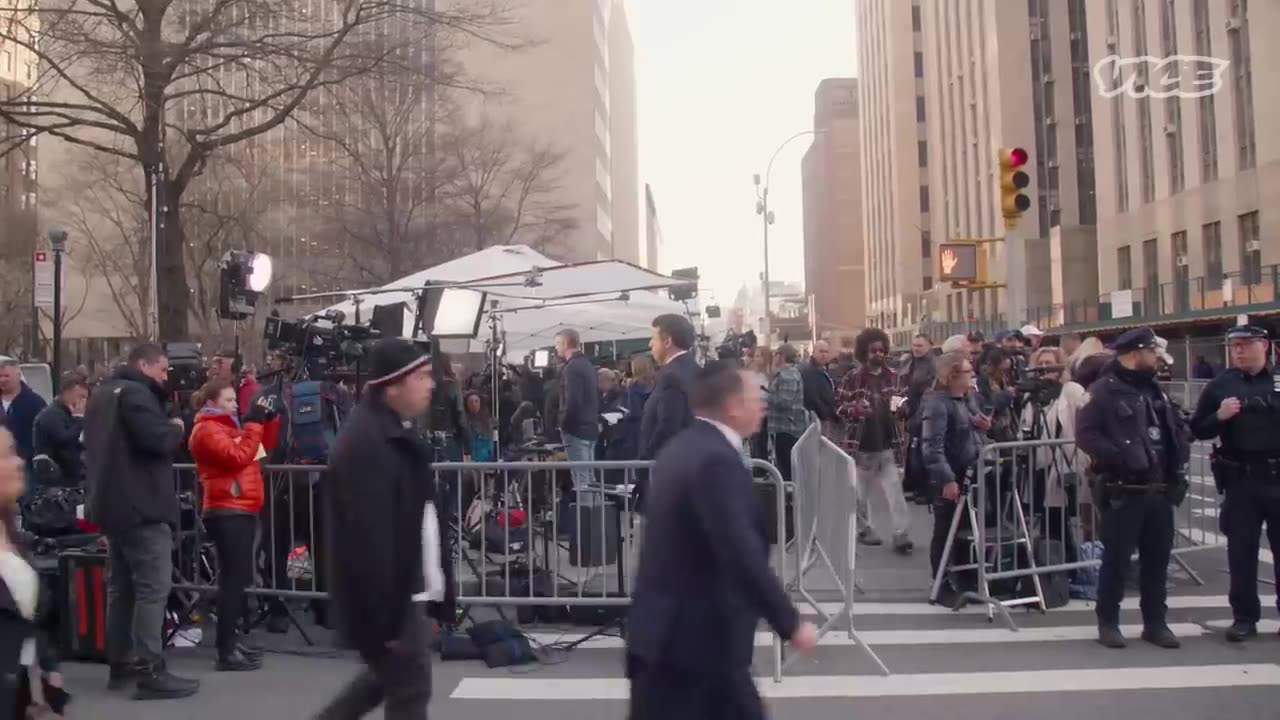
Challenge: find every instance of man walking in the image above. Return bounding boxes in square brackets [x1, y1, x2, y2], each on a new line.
[640, 314, 699, 461]
[627, 361, 817, 719]
[84, 343, 199, 699]
[319, 339, 441, 720]
[554, 329, 600, 503]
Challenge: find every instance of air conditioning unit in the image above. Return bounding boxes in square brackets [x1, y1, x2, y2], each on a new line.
[1106, 34, 1118, 48]
[1070, 31, 1082, 41]
[1030, 27, 1041, 40]
[1225, 17, 1243, 31]
[1043, 73, 1055, 82]
[1075, 115, 1088, 126]
[1048, 159, 1060, 168]
[1246, 240, 1262, 252]
[1164, 123, 1178, 135]
[1176, 256, 1189, 267]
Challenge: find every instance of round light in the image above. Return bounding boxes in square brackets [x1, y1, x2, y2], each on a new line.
[248, 253, 273, 293]
[1009, 147, 1029, 166]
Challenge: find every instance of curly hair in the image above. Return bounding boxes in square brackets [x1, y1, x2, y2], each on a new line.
[854, 328, 891, 364]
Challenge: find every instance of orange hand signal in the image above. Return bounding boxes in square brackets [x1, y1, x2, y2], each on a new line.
[941, 248, 959, 276]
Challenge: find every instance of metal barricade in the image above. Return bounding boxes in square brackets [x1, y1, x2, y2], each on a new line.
[171, 457, 794, 679]
[788, 421, 890, 676]
[929, 438, 1221, 629]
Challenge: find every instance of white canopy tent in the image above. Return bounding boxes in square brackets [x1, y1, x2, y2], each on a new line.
[319, 245, 695, 358]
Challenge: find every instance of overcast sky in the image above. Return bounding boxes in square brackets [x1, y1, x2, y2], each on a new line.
[628, 0, 857, 306]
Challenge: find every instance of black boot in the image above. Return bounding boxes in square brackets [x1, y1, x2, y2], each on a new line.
[236, 638, 265, 660]
[133, 661, 201, 701]
[217, 648, 263, 672]
[1097, 624, 1127, 649]
[1141, 623, 1181, 649]
[107, 660, 147, 691]
[1225, 620, 1258, 643]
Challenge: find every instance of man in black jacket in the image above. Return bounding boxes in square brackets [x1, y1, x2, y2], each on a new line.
[639, 314, 699, 461]
[554, 329, 600, 502]
[319, 339, 441, 720]
[1077, 327, 1190, 651]
[32, 372, 89, 486]
[83, 343, 198, 700]
[0, 356, 46, 468]
[801, 340, 837, 425]
[627, 361, 817, 719]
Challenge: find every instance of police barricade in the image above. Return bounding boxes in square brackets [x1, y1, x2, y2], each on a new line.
[787, 421, 890, 676]
[929, 439, 1220, 630]
[171, 458, 794, 680]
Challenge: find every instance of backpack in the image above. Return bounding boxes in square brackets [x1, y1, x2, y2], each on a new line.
[288, 381, 338, 464]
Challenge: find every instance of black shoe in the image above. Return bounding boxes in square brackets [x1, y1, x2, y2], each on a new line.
[1141, 624, 1181, 649]
[107, 661, 146, 691]
[265, 615, 291, 634]
[236, 640, 265, 659]
[1097, 624, 1127, 649]
[1226, 620, 1258, 643]
[133, 664, 200, 701]
[217, 649, 263, 672]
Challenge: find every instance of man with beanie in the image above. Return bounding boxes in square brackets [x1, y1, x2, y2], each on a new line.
[319, 339, 443, 720]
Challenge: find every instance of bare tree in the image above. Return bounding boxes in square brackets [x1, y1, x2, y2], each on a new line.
[0, 0, 511, 340]
[444, 117, 579, 258]
[0, 200, 38, 355]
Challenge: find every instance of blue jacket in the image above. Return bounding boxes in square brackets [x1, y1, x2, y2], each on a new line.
[4, 383, 47, 465]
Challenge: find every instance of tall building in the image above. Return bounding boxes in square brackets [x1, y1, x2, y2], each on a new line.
[453, 0, 641, 264]
[1087, 0, 1278, 317]
[0, 0, 39, 354]
[856, 0, 932, 347]
[801, 78, 865, 338]
[644, 184, 663, 272]
[917, 0, 1099, 331]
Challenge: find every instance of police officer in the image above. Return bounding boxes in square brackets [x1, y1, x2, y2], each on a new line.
[1189, 323, 1280, 642]
[1077, 327, 1191, 650]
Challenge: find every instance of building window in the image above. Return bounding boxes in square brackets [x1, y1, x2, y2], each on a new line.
[913, 51, 924, 78]
[1134, 0, 1155, 204]
[921, 230, 931, 258]
[1239, 211, 1261, 285]
[918, 140, 928, 167]
[1160, 0, 1184, 194]
[916, 95, 926, 123]
[1228, 0, 1256, 170]
[912, 5, 922, 31]
[1202, 221, 1223, 290]
[919, 185, 929, 212]
[1193, 0, 1219, 183]
[1107, 0, 1129, 212]
[1118, 246, 1133, 290]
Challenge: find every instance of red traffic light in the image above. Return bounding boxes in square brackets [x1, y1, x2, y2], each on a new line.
[1007, 147, 1028, 166]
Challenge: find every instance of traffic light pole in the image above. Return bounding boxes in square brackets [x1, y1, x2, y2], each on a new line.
[1005, 226, 1028, 328]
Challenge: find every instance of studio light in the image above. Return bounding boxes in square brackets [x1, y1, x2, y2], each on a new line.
[218, 250, 273, 321]
[248, 253, 273, 293]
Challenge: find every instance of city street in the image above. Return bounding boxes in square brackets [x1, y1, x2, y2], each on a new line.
[69, 500, 1280, 720]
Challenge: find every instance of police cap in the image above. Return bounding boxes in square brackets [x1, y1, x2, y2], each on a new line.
[1111, 327, 1157, 354]
[1225, 324, 1269, 342]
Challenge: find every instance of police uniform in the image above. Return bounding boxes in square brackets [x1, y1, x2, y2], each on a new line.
[1076, 327, 1191, 650]
[1189, 324, 1280, 641]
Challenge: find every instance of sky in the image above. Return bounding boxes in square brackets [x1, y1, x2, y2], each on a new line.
[628, 0, 858, 307]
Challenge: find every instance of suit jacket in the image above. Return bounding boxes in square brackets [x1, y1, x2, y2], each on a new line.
[627, 420, 799, 674]
[639, 352, 699, 460]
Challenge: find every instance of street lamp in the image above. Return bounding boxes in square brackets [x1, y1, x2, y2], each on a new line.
[754, 129, 826, 342]
[47, 228, 67, 381]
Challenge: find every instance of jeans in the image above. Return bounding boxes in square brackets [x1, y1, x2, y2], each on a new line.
[317, 608, 433, 720]
[206, 513, 257, 657]
[855, 450, 910, 537]
[1095, 493, 1174, 627]
[563, 433, 600, 506]
[106, 522, 173, 666]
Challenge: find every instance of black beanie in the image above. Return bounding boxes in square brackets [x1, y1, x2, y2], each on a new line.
[367, 338, 430, 387]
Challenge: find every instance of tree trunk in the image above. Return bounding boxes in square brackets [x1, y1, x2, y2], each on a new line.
[156, 177, 191, 341]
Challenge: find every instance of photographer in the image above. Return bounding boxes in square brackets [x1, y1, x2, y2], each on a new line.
[922, 352, 981, 605]
[976, 347, 1017, 443]
[1019, 348, 1084, 564]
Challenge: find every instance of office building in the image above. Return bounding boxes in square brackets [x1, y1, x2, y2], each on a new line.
[1087, 0, 1278, 316]
[917, 0, 1100, 331]
[855, 0, 932, 347]
[453, 0, 641, 264]
[801, 78, 865, 338]
[644, 184, 663, 271]
[0, 0, 39, 354]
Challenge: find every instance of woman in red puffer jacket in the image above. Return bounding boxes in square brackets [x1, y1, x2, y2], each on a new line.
[188, 378, 277, 673]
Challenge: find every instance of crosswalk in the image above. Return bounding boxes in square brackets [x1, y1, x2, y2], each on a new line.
[447, 591, 1280, 705]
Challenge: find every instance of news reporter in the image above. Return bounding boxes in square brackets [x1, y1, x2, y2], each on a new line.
[189, 379, 276, 672]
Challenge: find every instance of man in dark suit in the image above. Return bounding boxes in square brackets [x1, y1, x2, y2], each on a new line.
[627, 361, 818, 720]
[639, 314, 699, 461]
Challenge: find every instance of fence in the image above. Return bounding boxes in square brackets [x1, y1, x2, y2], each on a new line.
[930, 438, 1220, 629]
[170, 457, 794, 680]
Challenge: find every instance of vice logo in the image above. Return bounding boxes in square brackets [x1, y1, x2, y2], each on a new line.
[1092, 55, 1230, 99]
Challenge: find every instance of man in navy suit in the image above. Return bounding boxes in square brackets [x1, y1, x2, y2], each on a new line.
[626, 361, 818, 720]
[638, 314, 700, 461]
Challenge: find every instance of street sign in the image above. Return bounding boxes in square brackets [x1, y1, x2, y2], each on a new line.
[33, 251, 54, 309]
[939, 242, 980, 283]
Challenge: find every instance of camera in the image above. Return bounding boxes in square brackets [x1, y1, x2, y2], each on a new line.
[1015, 364, 1064, 406]
[716, 329, 758, 363]
[164, 342, 207, 394]
[263, 310, 382, 374]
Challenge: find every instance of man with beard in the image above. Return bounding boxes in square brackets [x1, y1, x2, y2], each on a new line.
[837, 329, 912, 553]
[1076, 327, 1190, 650]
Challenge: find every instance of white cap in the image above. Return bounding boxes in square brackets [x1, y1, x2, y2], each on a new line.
[1019, 324, 1044, 337]
[1154, 335, 1175, 366]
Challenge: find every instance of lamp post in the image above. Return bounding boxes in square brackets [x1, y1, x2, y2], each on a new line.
[48, 227, 67, 381]
[754, 129, 825, 342]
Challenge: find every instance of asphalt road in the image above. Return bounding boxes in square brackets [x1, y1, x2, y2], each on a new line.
[66, 496, 1280, 720]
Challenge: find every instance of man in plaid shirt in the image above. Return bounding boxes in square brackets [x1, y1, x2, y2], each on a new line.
[767, 345, 809, 484]
[836, 328, 913, 554]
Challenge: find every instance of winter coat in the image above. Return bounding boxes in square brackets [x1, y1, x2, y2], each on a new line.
[189, 410, 267, 516]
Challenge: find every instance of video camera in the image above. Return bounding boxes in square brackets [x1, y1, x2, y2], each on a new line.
[716, 329, 758, 363]
[1015, 364, 1065, 406]
[164, 342, 207, 394]
[263, 309, 382, 373]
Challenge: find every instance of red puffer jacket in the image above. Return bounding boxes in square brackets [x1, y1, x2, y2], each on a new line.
[189, 411, 266, 515]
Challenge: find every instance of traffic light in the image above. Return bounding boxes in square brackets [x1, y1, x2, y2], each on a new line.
[998, 147, 1031, 229]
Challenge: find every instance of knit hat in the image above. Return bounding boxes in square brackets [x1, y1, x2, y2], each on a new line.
[367, 338, 430, 387]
